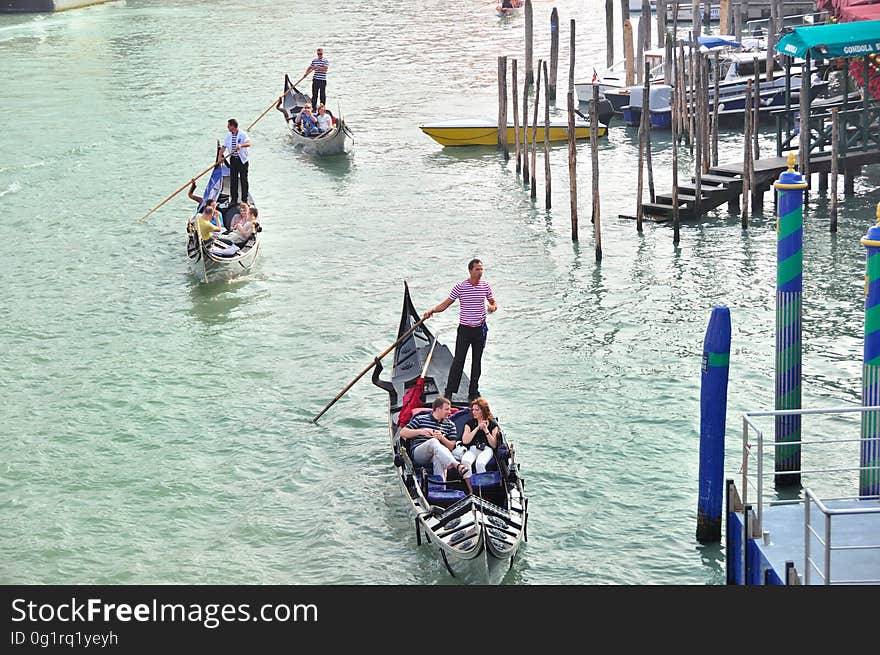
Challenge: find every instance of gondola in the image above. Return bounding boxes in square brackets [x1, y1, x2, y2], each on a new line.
[185, 146, 261, 283]
[276, 74, 352, 156]
[371, 282, 528, 584]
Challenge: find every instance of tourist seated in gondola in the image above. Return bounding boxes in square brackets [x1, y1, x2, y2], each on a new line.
[459, 397, 501, 475]
[315, 104, 333, 134]
[294, 103, 320, 136]
[195, 199, 224, 242]
[400, 396, 473, 492]
[219, 204, 258, 246]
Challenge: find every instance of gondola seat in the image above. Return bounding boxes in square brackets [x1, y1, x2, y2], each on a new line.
[426, 474, 467, 507]
[470, 470, 505, 506]
[208, 242, 240, 257]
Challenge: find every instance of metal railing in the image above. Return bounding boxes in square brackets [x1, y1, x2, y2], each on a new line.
[741, 406, 880, 584]
[804, 489, 880, 584]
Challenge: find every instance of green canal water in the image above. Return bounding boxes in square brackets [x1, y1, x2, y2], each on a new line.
[2, 0, 878, 584]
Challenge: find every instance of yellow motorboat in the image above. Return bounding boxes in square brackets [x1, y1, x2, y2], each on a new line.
[419, 117, 606, 147]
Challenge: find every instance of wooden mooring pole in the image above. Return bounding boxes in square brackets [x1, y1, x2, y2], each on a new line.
[741, 80, 752, 228]
[636, 72, 648, 233]
[733, 0, 742, 41]
[522, 63, 530, 183]
[831, 107, 839, 232]
[525, 0, 534, 86]
[531, 59, 541, 199]
[656, 0, 666, 49]
[686, 35, 695, 154]
[646, 78, 655, 203]
[591, 82, 602, 260]
[623, 13, 635, 87]
[498, 56, 509, 161]
[568, 20, 577, 240]
[712, 53, 719, 167]
[672, 43, 681, 244]
[549, 8, 559, 103]
[605, 0, 614, 69]
[544, 60, 552, 210]
[636, 13, 645, 85]
[703, 55, 710, 175]
[513, 59, 521, 175]
[678, 40, 688, 147]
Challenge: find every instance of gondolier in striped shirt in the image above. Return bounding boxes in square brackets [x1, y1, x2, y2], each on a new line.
[423, 259, 497, 402]
[300, 47, 330, 110]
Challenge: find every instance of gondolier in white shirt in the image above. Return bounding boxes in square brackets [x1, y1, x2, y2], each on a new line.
[423, 259, 498, 402]
[220, 118, 251, 213]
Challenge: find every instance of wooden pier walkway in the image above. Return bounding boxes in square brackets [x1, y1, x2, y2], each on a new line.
[633, 148, 880, 222]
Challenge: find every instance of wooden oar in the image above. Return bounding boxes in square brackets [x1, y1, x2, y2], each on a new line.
[421, 333, 439, 379]
[312, 316, 429, 423]
[247, 94, 284, 131]
[248, 83, 309, 131]
[135, 160, 218, 222]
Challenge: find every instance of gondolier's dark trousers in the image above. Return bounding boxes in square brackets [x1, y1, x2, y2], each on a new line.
[445, 324, 486, 402]
[311, 79, 327, 109]
[229, 155, 249, 209]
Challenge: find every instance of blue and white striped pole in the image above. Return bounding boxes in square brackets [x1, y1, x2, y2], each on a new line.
[859, 203, 880, 498]
[774, 153, 806, 487]
[697, 306, 731, 542]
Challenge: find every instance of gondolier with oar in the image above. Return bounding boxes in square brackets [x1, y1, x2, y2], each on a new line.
[219, 118, 251, 213]
[295, 47, 329, 110]
[423, 259, 497, 403]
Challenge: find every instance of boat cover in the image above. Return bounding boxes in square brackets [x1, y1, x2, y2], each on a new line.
[698, 35, 742, 50]
[776, 19, 880, 58]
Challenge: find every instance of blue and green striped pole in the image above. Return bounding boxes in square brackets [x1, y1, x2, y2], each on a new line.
[697, 306, 731, 542]
[859, 203, 880, 498]
[774, 153, 806, 487]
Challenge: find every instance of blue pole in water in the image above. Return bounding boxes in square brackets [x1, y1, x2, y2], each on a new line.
[697, 305, 731, 543]
[774, 153, 806, 487]
[860, 204, 880, 498]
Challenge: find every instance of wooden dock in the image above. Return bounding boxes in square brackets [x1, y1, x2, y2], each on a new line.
[630, 148, 880, 222]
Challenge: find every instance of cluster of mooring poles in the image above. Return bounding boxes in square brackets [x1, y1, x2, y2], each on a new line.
[500, 5, 879, 263]
[616, 2, 736, 242]
[497, 1, 603, 259]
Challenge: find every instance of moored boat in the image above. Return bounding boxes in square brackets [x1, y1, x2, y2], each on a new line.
[371, 282, 527, 584]
[420, 117, 605, 146]
[577, 90, 615, 126]
[0, 0, 110, 12]
[185, 148, 261, 284]
[276, 74, 353, 156]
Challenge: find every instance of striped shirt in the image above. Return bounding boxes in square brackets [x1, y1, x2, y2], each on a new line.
[310, 56, 329, 81]
[449, 279, 494, 326]
[403, 411, 456, 452]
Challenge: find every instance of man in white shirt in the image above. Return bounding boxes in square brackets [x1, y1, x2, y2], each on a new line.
[220, 118, 251, 207]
